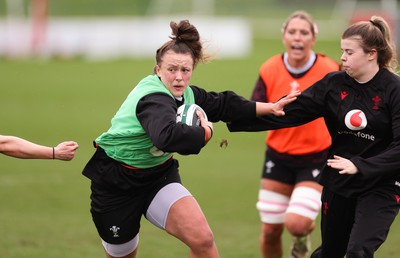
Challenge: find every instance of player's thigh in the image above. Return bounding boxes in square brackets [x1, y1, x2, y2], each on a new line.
[165, 196, 213, 244]
[286, 182, 322, 220]
[145, 182, 191, 230]
[257, 179, 292, 224]
[261, 178, 293, 196]
[319, 187, 353, 257]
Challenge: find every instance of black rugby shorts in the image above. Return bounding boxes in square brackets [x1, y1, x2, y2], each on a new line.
[83, 148, 181, 244]
[261, 147, 328, 185]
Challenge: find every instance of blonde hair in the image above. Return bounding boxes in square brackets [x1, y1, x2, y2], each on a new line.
[282, 10, 318, 36]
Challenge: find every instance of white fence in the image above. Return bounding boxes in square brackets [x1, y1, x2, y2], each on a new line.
[0, 17, 252, 60]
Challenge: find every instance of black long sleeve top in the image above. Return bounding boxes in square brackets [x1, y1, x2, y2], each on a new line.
[228, 69, 400, 197]
[137, 85, 255, 156]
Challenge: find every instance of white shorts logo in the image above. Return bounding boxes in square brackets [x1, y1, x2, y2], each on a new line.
[344, 109, 367, 130]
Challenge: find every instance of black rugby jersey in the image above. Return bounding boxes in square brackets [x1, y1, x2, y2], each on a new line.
[137, 85, 255, 155]
[228, 69, 400, 197]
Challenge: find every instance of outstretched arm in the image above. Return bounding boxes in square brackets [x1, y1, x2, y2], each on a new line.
[255, 90, 300, 116]
[0, 135, 78, 160]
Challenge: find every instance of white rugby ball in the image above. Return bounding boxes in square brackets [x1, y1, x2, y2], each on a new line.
[176, 104, 208, 126]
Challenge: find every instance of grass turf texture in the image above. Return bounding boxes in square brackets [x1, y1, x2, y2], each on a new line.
[1, 38, 399, 257]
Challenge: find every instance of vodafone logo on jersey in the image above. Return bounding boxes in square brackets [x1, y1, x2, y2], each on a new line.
[344, 109, 367, 131]
[339, 109, 374, 141]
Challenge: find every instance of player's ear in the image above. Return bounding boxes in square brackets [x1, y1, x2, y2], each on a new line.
[154, 65, 161, 76]
[368, 49, 377, 61]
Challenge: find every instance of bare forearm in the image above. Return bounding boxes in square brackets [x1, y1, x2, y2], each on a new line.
[0, 135, 78, 160]
[0, 136, 52, 159]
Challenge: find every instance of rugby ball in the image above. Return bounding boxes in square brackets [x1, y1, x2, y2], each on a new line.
[176, 104, 208, 126]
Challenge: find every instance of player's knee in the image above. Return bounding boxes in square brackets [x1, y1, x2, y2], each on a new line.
[257, 189, 289, 224]
[102, 235, 139, 257]
[285, 215, 314, 236]
[190, 229, 216, 252]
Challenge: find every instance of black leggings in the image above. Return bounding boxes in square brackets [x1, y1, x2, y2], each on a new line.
[311, 186, 400, 258]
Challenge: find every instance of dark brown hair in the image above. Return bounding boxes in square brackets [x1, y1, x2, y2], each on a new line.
[155, 20, 209, 69]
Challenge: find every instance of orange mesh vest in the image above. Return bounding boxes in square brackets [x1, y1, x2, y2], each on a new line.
[259, 54, 339, 155]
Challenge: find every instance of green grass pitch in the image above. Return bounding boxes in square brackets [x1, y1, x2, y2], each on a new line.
[1, 38, 399, 257]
